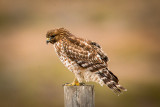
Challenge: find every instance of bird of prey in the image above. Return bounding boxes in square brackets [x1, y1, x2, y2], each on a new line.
[46, 28, 127, 95]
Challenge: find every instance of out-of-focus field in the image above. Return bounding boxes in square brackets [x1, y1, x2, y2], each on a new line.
[0, 0, 160, 107]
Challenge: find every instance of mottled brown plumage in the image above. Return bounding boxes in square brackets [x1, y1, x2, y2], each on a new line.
[46, 28, 127, 95]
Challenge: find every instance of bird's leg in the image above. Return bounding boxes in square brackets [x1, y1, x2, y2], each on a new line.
[73, 78, 80, 86]
[63, 78, 84, 86]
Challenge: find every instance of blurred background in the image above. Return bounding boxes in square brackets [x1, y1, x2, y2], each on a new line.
[0, 0, 160, 107]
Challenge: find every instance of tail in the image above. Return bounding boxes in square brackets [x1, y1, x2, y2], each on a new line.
[97, 68, 127, 95]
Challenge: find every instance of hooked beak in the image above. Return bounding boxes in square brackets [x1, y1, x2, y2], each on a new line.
[46, 38, 51, 44]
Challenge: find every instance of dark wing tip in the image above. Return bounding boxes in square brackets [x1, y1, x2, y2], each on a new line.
[90, 42, 101, 48]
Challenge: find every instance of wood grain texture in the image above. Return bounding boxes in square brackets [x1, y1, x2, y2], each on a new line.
[64, 85, 94, 107]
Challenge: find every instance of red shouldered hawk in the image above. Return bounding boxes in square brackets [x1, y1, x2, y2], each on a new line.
[46, 28, 127, 95]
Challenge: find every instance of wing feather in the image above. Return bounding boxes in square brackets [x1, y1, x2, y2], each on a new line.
[63, 38, 106, 72]
[89, 41, 109, 63]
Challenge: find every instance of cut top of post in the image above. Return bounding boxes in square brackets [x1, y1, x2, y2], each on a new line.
[64, 85, 95, 107]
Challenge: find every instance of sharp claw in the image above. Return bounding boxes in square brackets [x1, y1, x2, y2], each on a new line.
[62, 83, 69, 86]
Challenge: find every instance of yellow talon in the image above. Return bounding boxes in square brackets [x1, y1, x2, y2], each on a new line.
[64, 78, 80, 86]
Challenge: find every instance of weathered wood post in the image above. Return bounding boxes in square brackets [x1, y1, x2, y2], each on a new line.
[64, 85, 95, 107]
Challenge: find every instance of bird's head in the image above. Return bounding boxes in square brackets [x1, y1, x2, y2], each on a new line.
[46, 28, 68, 44]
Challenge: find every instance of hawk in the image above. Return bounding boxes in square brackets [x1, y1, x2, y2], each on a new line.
[46, 28, 127, 95]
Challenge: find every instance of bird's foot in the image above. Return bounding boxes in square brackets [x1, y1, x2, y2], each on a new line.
[63, 82, 85, 86]
[63, 78, 85, 86]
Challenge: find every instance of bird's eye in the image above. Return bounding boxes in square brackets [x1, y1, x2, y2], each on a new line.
[51, 34, 56, 38]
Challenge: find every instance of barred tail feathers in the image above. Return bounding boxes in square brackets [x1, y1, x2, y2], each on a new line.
[83, 68, 127, 95]
[98, 68, 127, 95]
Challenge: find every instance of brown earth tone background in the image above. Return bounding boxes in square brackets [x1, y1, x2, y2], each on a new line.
[0, 0, 160, 107]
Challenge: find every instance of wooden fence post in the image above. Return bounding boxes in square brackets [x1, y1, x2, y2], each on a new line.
[64, 85, 95, 107]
